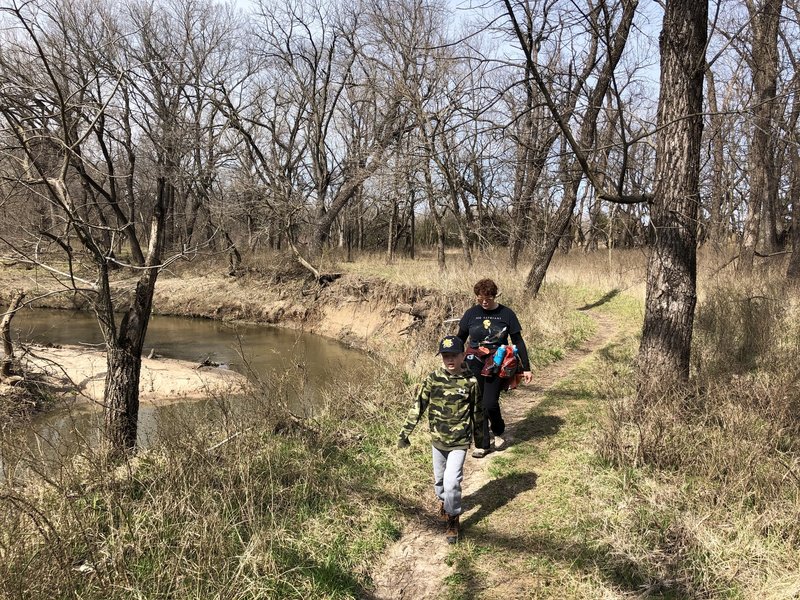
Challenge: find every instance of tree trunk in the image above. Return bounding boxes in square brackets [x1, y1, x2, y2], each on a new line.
[102, 176, 167, 456]
[434, 223, 446, 272]
[525, 184, 579, 294]
[638, 0, 707, 391]
[583, 96, 619, 252]
[509, 152, 550, 270]
[455, 209, 473, 266]
[741, 0, 783, 267]
[787, 126, 800, 279]
[705, 67, 726, 243]
[104, 344, 142, 453]
[358, 210, 364, 252]
[1, 291, 25, 379]
[421, 156, 447, 272]
[387, 198, 396, 263]
[788, 201, 800, 280]
[409, 205, 416, 259]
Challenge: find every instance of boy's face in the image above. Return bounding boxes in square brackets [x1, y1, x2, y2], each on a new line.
[440, 351, 466, 375]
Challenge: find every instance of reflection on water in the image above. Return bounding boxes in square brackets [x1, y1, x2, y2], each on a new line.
[13, 308, 365, 382]
[3, 308, 374, 474]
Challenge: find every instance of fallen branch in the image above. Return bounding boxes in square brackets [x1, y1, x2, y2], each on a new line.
[286, 239, 342, 286]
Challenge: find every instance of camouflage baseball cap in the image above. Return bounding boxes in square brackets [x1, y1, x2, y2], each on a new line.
[437, 335, 465, 354]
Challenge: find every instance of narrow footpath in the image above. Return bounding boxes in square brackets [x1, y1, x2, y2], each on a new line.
[366, 310, 619, 600]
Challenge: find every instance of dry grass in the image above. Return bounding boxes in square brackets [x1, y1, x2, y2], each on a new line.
[0, 363, 427, 599]
[593, 256, 800, 598]
[4, 245, 799, 598]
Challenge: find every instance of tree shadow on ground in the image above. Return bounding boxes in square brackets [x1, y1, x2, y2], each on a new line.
[578, 288, 620, 311]
[452, 528, 701, 599]
[461, 471, 538, 528]
[460, 410, 560, 527]
[504, 413, 565, 446]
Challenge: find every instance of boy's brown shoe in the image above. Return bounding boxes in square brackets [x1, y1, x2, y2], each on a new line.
[445, 515, 460, 544]
[432, 496, 447, 521]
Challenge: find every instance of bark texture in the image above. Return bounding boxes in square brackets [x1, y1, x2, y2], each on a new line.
[741, 0, 784, 267]
[102, 176, 167, 455]
[104, 346, 142, 452]
[638, 0, 707, 390]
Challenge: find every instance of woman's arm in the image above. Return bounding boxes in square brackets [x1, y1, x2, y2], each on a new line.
[457, 309, 470, 342]
[510, 331, 533, 384]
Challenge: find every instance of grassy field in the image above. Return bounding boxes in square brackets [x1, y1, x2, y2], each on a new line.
[1, 247, 798, 598]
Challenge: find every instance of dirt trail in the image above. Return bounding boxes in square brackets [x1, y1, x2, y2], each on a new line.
[366, 311, 618, 600]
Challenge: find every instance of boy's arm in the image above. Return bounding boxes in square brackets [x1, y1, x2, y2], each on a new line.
[398, 376, 431, 446]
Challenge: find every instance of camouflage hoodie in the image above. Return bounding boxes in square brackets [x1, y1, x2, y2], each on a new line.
[399, 367, 483, 450]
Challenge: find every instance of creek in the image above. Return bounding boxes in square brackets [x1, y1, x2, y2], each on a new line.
[6, 308, 374, 469]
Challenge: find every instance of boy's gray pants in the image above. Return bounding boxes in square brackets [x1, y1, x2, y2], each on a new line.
[432, 446, 467, 516]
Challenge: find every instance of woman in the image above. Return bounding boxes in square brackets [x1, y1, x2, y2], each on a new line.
[457, 278, 533, 458]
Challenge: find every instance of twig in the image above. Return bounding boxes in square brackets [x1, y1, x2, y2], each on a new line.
[206, 428, 252, 452]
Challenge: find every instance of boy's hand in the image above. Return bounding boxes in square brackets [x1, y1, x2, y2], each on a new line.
[397, 436, 410, 449]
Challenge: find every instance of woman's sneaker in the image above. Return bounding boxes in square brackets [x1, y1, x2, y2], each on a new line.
[472, 447, 490, 458]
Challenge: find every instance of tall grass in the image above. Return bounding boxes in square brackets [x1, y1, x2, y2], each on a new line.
[17, 244, 797, 597]
[0, 363, 427, 599]
[595, 259, 800, 597]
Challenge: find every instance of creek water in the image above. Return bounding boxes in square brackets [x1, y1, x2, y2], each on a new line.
[5, 308, 374, 469]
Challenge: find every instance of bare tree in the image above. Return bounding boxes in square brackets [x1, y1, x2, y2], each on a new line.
[637, 0, 707, 389]
[218, 0, 412, 271]
[740, 0, 785, 267]
[0, 0, 236, 455]
[502, 3, 564, 270]
[503, 0, 639, 295]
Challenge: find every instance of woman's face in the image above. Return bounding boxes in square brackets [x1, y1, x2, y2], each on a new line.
[476, 294, 498, 310]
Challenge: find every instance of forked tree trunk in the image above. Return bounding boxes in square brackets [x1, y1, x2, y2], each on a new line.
[522, 1, 637, 296]
[102, 176, 167, 456]
[638, 0, 707, 391]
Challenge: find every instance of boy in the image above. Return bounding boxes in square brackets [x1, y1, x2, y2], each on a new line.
[397, 335, 482, 543]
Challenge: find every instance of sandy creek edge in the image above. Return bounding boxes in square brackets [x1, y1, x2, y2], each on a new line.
[1, 271, 454, 409]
